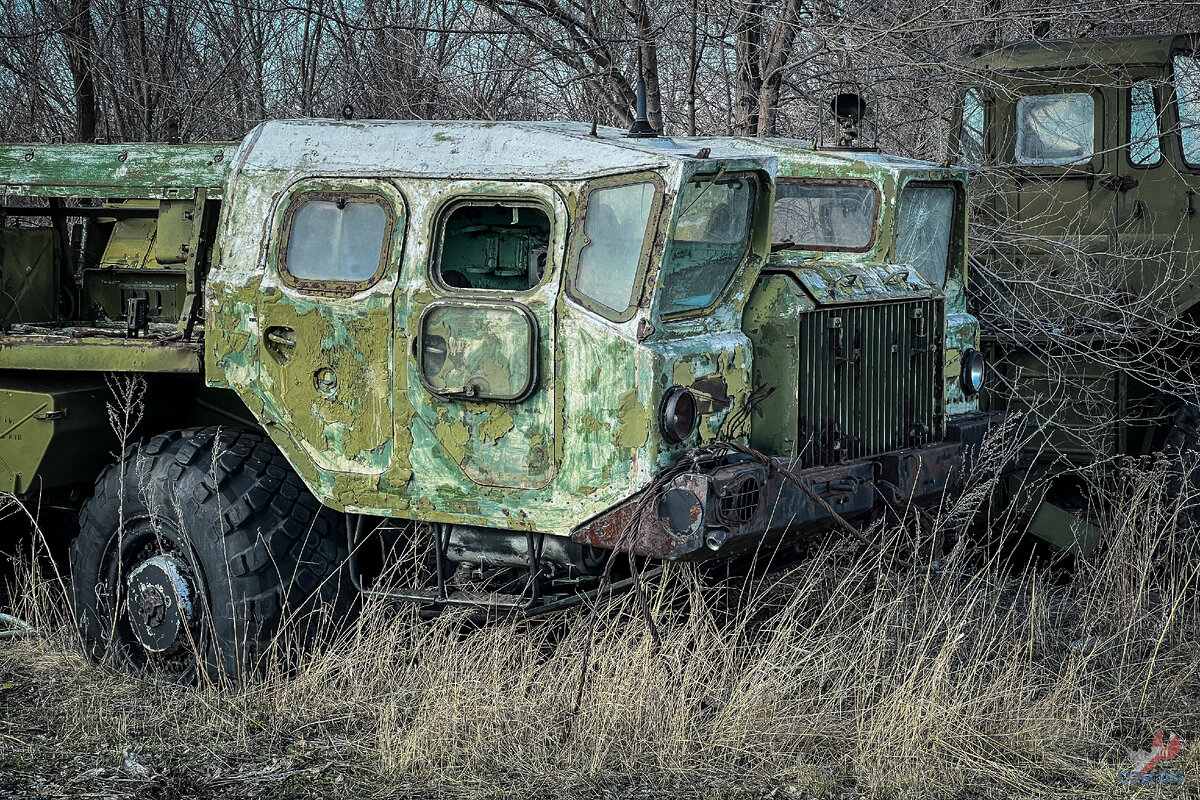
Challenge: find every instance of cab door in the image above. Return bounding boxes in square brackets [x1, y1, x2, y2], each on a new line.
[403, 181, 566, 491]
[257, 177, 406, 475]
[1116, 62, 1200, 315]
[1005, 84, 1114, 319]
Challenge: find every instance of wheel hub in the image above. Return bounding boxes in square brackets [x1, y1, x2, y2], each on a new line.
[126, 555, 196, 653]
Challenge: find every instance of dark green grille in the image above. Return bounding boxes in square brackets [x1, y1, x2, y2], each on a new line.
[797, 299, 944, 467]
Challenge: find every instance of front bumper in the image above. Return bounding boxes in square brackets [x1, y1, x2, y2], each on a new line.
[571, 411, 1015, 560]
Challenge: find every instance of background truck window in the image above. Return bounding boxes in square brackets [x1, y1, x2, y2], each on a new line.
[958, 87, 985, 166]
[1174, 55, 1200, 166]
[1015, 93, 1095, 165]
[1129, 80, 1163, 166]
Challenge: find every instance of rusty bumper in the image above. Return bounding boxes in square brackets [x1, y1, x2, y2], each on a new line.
[571, 411, 1013, 561]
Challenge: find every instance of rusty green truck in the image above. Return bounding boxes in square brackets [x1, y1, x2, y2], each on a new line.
[0, 118, 1005, 677]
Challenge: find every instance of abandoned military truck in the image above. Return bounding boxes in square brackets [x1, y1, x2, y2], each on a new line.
[952, 34, 1200, 549]
[0, 119, 1003, 676]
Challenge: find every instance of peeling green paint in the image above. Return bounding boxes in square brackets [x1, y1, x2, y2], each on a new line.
[614, 389, 649, 448]
[476, 403, 515, 442]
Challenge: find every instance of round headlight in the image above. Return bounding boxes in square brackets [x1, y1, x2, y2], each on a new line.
[661, 386, 698, 443]
[960, 349, 985, 395]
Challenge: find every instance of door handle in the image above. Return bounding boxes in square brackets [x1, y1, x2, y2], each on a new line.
[1099, 174, 1139, 192]
[264, 326, 296, 362]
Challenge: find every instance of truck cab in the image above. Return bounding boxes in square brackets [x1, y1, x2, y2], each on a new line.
[950, 34, 1200, 547]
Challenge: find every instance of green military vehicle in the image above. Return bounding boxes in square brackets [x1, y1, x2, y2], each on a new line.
[952, 34, 1200, 548]
[0, 115, 1004, 677]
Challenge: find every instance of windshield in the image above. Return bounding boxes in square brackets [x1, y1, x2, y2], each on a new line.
[658, 173, 757, 315]
[1175, 55, 1200, 166]
[772, 181, 877, 251]
[895, 184, 956, 287]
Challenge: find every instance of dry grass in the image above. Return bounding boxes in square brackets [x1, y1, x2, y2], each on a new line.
[2, 462, 1199, 799]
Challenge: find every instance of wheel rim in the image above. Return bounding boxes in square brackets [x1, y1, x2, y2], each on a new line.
[126, 554, 197, 654]
[97, 517, 210, 679]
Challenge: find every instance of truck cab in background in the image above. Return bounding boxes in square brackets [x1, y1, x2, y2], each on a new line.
[951, 34, 1200, 549]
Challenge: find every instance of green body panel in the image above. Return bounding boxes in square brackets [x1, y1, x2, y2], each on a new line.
[744, 273, 810, 457]
[0, 376, 115, 493]
[0, 142, 230, 198]
[0, 228, 58, 324]
[0, 335, 201, 372]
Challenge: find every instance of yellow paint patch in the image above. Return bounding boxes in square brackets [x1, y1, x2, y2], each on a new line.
[478, 403, 515, 443]
[614, 389, 649, 448]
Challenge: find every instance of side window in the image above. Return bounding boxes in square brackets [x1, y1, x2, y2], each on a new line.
[1129, 80, 1163, 166]
[1174, 55, 1200, 166]
[417, 301, 537, 401]
[281, 194, 392, 291]
[435, 201, 551, 291]
[571, 181, 657, 316]
[895, 185, 957, 288]
[958, 87, 985, 166]
[1015, 93, 1096, 165]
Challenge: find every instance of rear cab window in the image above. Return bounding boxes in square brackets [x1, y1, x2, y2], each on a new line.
[280, 190, 397, 293]
[771, 180, 879, 252]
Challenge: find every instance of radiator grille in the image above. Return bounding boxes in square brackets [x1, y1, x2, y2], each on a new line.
[797, 299, 944, 467]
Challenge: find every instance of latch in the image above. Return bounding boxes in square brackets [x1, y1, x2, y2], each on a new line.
[1099, 174, 1139, 192]
[126, 297, 149, 338]
[33, 410, 65, 421]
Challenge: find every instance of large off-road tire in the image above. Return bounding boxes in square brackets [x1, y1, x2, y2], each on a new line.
[71, 427, 350, 682]
[1163, 400, 1200, 529]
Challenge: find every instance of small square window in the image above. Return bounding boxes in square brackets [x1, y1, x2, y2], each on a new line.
[418, 301, 538, 401]
[282, 194, 392, 291]
[436, 202, 551, 291]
